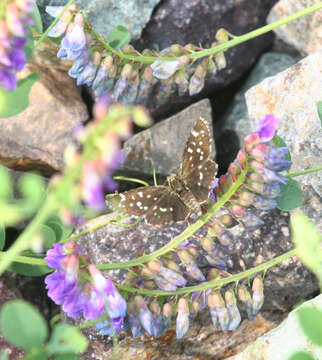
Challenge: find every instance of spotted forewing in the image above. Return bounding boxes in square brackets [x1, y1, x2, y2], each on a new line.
[108, 118, 218, 225]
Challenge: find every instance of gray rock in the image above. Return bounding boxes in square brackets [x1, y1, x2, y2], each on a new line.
[38, 0, 160, 40]
[246, 51, 322, 229]
[71, 208, 318, 359]
[0, 63, 88, 176]
[230, 294, 322, 360]
[132, 0, 277, 119]
[267, 0, 322, 55]
[216, 52, 301, 168]
[120, 99, 214, 179]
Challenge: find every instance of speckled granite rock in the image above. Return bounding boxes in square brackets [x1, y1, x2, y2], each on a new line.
[132, 0, 278, 119]
[0, 63, 88, 176]
[267, 0, 322, 55]
[215, 52, 301, 170]
[38, 0, 160, 40]
[246, 51, 322, 230]
[71, 208, 318, 360]
[120, 99, 214, 179]
[230, 294, 322, 360]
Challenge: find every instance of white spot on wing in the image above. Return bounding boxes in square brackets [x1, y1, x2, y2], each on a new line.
[191, 130, 199, 137]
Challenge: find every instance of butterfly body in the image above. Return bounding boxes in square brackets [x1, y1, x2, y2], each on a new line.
[167, 174, 202, 216]
[108, 118, 218, 226]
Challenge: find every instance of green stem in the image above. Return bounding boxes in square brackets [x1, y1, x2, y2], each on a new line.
[117, 248, 298, 296]
[0, 0, 8, 18]
[0, 252, 48, 266]
[98, 167, 248, 271]
[34, 0, 76, 49]
[90, 2, 322, 64]
[0, 195, 57, 275]
[288, 166, 322, 178]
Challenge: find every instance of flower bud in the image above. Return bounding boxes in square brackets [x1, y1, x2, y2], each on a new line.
[238, 285, 253, 319]
[135, 295, 153, 336]
[215, 52, 226, 70]
[122, 69, 140, 104]
[114, 64, 132, 101]
[174, 70, 189, 96]
[165, 260, 181, 273]
[200, 237, 215, 253]
[127, 302, 145, 338]
[251, 276, 264, 316]
[208, 292, 230, 331]
[177, 250, 205, 281]
[225, 289, 241, 331]
[176, 298, 190, 338]
[151, 58, 180, 80]
[189, 64, 206, 95]
[240, 210, 264, 228]
[136, 66, 153, 103]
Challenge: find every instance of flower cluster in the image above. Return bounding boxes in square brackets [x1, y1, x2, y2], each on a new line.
[55, 94, 134, 225]
[0, 0, 34, 90]
[212, 114, 291, 227]
[122, 257, 264, 339]
[46, 6, 229, 104]
[45, 241, 127, 334]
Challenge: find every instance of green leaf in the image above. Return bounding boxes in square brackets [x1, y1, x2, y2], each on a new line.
[54, 355, 79, 360]
[23, 29, 34, 61]
[30, 2, 43, 34]
[46, 216, 73, 243]
[7, 262, 51, 276]
[107, 25, 131, 50]
[0, 300, 48, 350]
[0, 223, 5, 251]
[318, 101, 322, 127]
[291, 212, 322, 283]
[0, 350, 9, 360]
[288, 352, 315, 360]
[277, 178, 303, 211]
[19, 172, 46, 208]
[0, 166, 13, 199]
[298, 307, 322, 346]
[47, 324, 88, 355]
[0, 72, 40, 119]
[40, 224, 57, 250]
[22, 349, 48, 360]
[272, 135, 291, 161]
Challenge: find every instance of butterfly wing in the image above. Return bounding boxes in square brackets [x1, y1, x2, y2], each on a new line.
[180, 118, 213, 177]
[107, 185, 189, 226]
[183, 159, 218, 202]
[145, 191, 189, 226]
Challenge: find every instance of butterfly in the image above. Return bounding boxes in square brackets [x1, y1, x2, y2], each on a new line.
[108, 117, 218, 226]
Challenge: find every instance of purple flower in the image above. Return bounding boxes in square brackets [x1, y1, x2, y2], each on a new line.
[0, 69, 17, 90]
[96, 317, 124, 336]
[9, 49, 26, 71]
[89, 264, 127, 319]
[81, 165, 105, 210]
[255, 114, 280, 143]
[126, 314, 145, 338]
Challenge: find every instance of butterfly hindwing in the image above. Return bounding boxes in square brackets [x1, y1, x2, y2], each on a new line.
[184, 159, 218, 202]
[145, 191, 189, 226]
